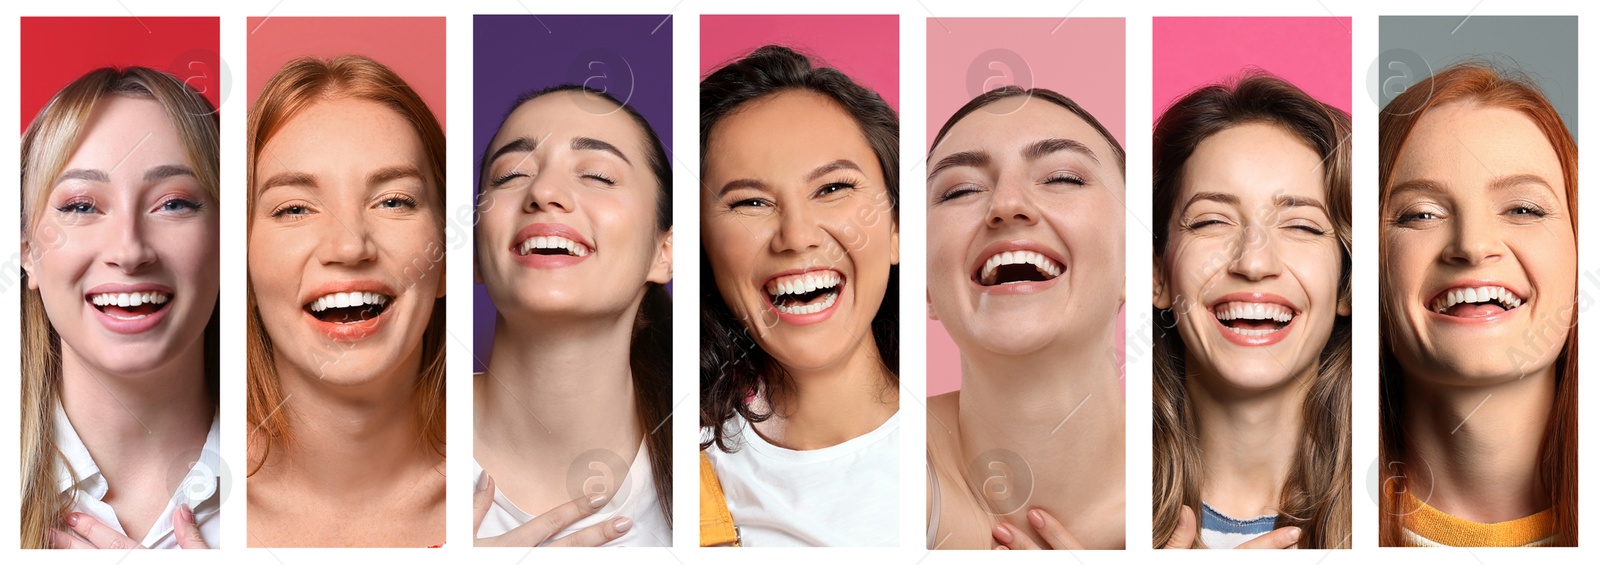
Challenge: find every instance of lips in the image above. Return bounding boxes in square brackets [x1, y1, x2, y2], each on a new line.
[1208, 293, 1299, 346]
[1429, 284, 1524, 318]
[968, 241, 1067, 297]
[762, 268, 845, 325]
[511, 223, 593, 269]
[85, 283, 174, 334]
[301, 281, 396, 341]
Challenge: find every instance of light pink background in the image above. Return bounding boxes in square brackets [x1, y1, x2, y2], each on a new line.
[925, 18, 1127, 396]
[247, 17, 446, 129]
[1153, 17, 1352, 118]
[700, 14, 899, 111]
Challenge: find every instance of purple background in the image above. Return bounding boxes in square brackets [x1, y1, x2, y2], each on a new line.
[472, 14, 673, 372]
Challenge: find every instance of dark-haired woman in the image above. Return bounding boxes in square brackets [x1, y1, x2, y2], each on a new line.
[923, 86, 1126, 550]
[699, 45, 900, 547]
[473, 85, 674, 547]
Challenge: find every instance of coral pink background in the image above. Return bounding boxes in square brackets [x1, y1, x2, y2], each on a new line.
[246, 17, 446, 128]
[1153, 17, 1352, 118]
[925, 18, 1127, 396]
[700, 14, 899, 111]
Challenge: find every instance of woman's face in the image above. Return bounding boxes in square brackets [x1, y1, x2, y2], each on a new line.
[476, 92, 671, 322]
[1156, 122, 1346, 393]
[927, 97, 1124, 356]
[1383, 102, 1575, 384]
[701, 90, 899, 374]
[249, 97, 445, 387]
[24, 96, 219, 378]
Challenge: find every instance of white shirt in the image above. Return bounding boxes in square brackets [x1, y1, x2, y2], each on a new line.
[54, 402, 222, 548]
[472, 441, 671, 546]
[703, 411, 900, 547]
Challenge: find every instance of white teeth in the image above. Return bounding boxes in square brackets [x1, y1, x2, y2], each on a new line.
[1431, 285, 1522, 313]
[764, 271, 843, 297]
[308, 291, 392, 313]
[979, 249, 1064, 285]
[1213, 301, 1295, 324]
[89, 291, 172, 308]
[775, 290, 838, 315]
[517, 234, 591, 257]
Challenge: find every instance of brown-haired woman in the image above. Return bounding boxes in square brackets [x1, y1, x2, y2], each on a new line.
[245, 54, 447, 547]
[1151, 72, 1353, 549]
[1378, 62, 1577, 547]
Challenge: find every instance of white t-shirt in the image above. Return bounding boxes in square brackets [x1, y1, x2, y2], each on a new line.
[703, 411, 900, 547]
[472, 441, 671, 547]
[54, 402, 222, 548]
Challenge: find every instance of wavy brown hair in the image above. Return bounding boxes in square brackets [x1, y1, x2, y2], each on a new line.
[20, 67, 220, 549]
[1377, 62, 1577, 547]
[1151, 72, 1352, 549]
[245, 55, 447, 474]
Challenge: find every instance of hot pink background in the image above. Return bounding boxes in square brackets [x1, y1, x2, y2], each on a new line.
[926, 18, 1127, 396]
[246, 17, 446, 128]
[700, 14, 899, 111]
[1153, 17, 1352, 119]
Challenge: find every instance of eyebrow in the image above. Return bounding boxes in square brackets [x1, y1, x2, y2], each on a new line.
[572, 136, 632, 165]
[1025, 138, 1101, 165]
[258, 171, 317, 191]
[1181, 191, 1240, 213]
[1489, 173, 1558, 194]
[54, 165, 195, 186]
[1388, 174, 1557, 201]
[486, 137, 537, 166]
[369, 165, 424, 185]
[1275, 194, 1330, 217]
[55, 169, 110, 185]
[928, 151, 990, 179]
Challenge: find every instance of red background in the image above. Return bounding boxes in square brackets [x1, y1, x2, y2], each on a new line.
[21, 17, 221, 133]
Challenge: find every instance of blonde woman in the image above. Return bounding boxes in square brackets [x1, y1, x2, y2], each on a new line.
[245, 55, 447, 547]
[20, 67, 220, 549]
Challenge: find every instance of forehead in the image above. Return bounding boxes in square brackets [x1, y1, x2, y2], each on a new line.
[1181, 122, 1325, 205]
[1392, 102, 1562, 192]
[931, 97, 1117, 164]
[490, 92, 647, 154]
[258, 97, 426, 172]
[705, 89, 881, 180]
[66, 96, 186, 167]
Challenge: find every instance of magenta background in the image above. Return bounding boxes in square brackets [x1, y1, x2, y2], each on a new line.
[700, 14, 899, 112]
[1153, 17, 1353, 119]
[925, 18, 1127, 396]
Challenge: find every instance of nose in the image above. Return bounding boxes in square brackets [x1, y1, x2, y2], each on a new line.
[105, 210, 159, 272]
[771, 201, 825, 254]
[316, 207, 379, 266]
[1228, 224, 1283, 281]
[523, 173, 574, 214]
[986, 178, 1038, 228]
[1443, 211, 1504, 266]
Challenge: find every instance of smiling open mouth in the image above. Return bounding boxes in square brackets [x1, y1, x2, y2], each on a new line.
[977, 250, 1062, 286]
[306, 292, 392, 324]
[765, 271, 842, 315]
[1214, 301, 1295, 337]
[517, 235, 591, 257]
[89, 291, 172, 320]
[1431, 285, 1523, 317]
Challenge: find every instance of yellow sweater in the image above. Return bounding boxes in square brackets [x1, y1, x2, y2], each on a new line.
[1401, 493, 1555, 547]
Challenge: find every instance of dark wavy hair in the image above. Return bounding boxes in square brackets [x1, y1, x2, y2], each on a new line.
[699, 45, 900, 452]
[1150, 72, 1352, 549]
[477, 84, 674, 525]
[930, 86, 1126, 176]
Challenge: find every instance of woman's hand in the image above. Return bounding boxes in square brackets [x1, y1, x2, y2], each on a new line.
[49, 504, 209, 549]
[991, 508, 1083, 550]
[1162, 504, 1301, 549]
[473, 472, 634, 547]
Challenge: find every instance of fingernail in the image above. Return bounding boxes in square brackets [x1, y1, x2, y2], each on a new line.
[1029, 509, 1045, 530]
[588, 494, 607, 509]
[179, 503, 194, 524]
[992, 524, 1013, 544]
[1288, 527, 1302, 543]
[996, 545, 1010, 550]
[65, 513, 79, 527]
[477, 474, 492, 493]
[613, 517, 634, 533]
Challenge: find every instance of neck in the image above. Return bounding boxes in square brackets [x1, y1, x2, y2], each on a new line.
[955, 337, 1125, 517]
[1402, 368, 1554, 522]
[1189, 369, 1308, 517]
[268, 346, 437, 497]
[754, 338, 898, 451]
[58, 338, 214, 477]
[479, 309, 643, 469]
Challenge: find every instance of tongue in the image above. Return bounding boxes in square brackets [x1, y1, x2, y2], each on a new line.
[1444, 302, 1506, 318]
[103, 303, 161, 318]
[1227, 319, 1279, 331]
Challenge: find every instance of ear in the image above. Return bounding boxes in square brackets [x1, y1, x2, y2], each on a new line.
[20, 235, 39, 291]
[647, 227, 674, 285]
[1152, 255, 1172, 309]
[1337, 290, 1351, 317]
[889, 220, 900, 266]
[926, 288, 939, 321]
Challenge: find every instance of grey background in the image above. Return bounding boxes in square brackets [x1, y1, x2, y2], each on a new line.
[1378, 15, 1578, 137]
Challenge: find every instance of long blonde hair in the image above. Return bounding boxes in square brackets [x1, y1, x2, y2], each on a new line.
[19, 67, 220, 549]
[244, 55, 447, 474]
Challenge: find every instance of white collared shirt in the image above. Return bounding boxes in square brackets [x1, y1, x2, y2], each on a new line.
[472, 441, 672, 547]
[54, 403, 222, 548]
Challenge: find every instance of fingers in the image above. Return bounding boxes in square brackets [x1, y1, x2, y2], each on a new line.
[173, 504, 210, 549]
[543, 517, 633, 547]
[1162, 504, 1198, 549]
[1235, 526, 1301, 549]
[497, 492, 609, 546]
[473, 473, 494, 538]
[48, 528, 95, 549]
[992, 522, 1041, 550]
[1026, 508, 1084, 550]
[64, 512, 140, 549]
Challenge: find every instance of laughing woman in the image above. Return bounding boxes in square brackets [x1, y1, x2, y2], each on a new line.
[1378, 62, 1577, 547]
[924, 86, 1126, 550]
[245, 55, 447, 547]
[1151, 73, 1353, 549]
[21, 67, 220, 550]
[699, 45, 900, 547]
[472, 85, 674, 547]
